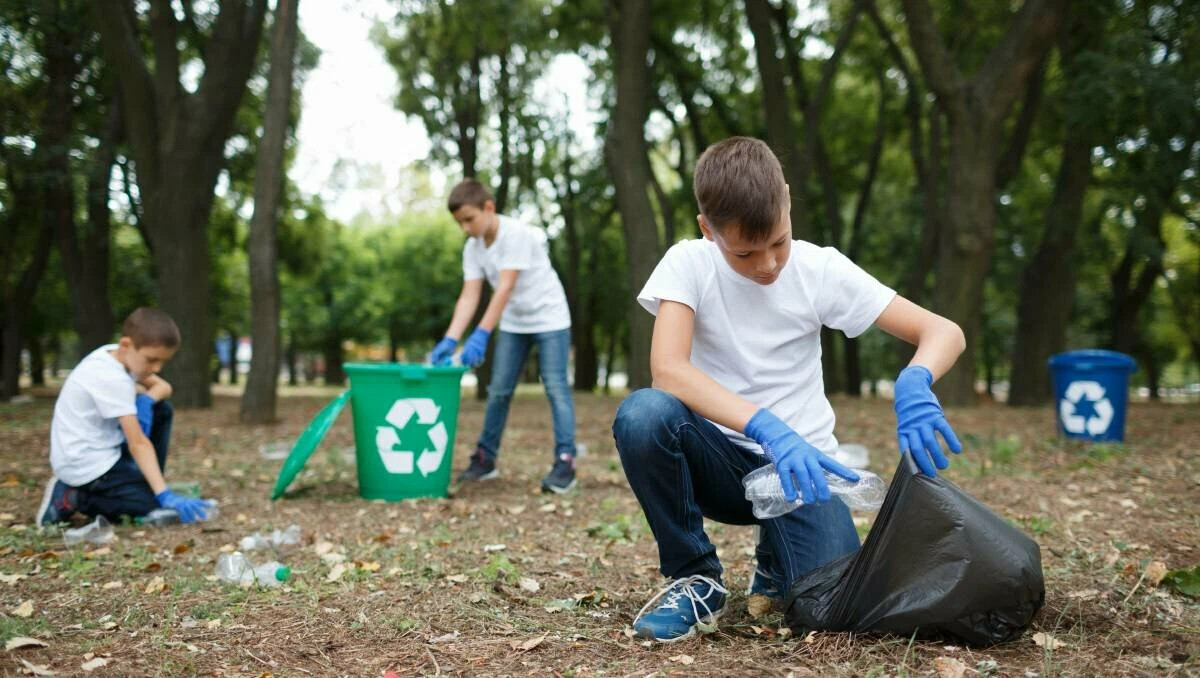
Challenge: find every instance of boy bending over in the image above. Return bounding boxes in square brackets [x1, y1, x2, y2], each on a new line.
[613, 137, 965, 642]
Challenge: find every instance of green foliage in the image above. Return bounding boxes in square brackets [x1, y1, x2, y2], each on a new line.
[1162, 564, 1200, 598]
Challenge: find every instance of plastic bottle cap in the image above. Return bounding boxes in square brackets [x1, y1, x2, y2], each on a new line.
[275, 566, 291, 582]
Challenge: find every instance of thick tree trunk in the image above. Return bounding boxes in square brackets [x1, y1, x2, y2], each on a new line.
[604, 0, 661, 391]
[96, 0, 268, 408]
[1008, 140, 1090, 405]
[242, 0, 300, 424]
[902, 0, 1065, 405]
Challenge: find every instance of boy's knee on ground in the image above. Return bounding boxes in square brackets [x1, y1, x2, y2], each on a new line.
[613, 389, 687, 448]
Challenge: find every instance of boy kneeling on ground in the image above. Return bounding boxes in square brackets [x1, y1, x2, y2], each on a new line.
[38, 308, 213, 525]
[614, 137, 965, 642]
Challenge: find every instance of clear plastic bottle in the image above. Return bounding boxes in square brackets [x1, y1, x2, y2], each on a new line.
[215, 552, 291, 587]
[63, 515, 114, 546]
[239, 524, 301, 551]
[742, 465, 886, 519]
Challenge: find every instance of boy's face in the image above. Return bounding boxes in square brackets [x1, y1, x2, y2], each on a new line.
[115, 337, 176, 381]
[451, 201, 497, 239]
[698, 213, 792, 286]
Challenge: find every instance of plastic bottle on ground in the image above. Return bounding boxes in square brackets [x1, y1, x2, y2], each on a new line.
[63, 515, 114, 546]
[215, 552, 290, 587]
[239, 524, 301, 551]
[742, 464, 886, 519]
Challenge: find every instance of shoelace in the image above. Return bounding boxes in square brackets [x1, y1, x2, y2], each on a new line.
[634, 574, 728, 634]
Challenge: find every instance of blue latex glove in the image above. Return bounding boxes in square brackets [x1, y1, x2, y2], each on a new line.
[155, 489, 213, 524]
[459, 327, 492, 367]
[430, 336, 458, 366]
[893, 365, 963, 477]
[134, 394, 154, 436]
[745, 409, 859, 505]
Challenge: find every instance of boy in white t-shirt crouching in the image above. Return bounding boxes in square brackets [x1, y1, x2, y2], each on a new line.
[615, 137, 967, 642]
[431, 180, 578, 494]
[37, 308, 214, 525]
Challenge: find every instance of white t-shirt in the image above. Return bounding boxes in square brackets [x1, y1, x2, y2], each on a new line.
[463, 215, 571, 334]
[49, 344, 136, 486]
[637, 239, 896, 454]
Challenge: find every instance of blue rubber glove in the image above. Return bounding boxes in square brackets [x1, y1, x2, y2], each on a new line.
[893, 365, 963, 477]
[459, 327, 492, 367]
[134, 394, 154, 436]
[430, 336, 458, 366]
[745, 409, 859, 505]
[155, 489, 213, 524]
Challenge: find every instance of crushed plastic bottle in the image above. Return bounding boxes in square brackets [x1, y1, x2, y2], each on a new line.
[137, 502, 220, 527]
[742, 464, 887, 519]
[215, 552, 291, 587]
[63, 515, 114, 546]
[238, 524, 301, 551]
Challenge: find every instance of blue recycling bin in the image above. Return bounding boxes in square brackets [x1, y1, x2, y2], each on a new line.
[1048, 350, 1138, 442]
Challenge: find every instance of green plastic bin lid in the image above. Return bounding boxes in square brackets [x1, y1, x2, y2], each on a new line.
[271, 390, 350, 500]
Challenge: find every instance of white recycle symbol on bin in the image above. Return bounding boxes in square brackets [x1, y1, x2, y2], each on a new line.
[374, 398, 448, 476]
[1059, 380, 1114, 436]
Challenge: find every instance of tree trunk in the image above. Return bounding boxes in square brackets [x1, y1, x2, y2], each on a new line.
[605, 0, 661, 392]
[901, 0, 1065, 405]
[323, 334, 345, 386]
[242, 0, 300, 424]
[286, 337, 299, 386]
[40, 2, 117, 357]
[1008, 140, 1090, 405]
[29, 336, 45, 387]
[95, 0, 268, 408]
[1, 229, 53, 399]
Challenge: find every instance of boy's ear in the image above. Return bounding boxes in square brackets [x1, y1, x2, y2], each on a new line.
[482, 200, 496, 213]
[697, 214, 714, 241]
[117, 336, 133, 351]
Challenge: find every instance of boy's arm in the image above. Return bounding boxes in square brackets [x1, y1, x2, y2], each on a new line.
[873, 294, 966, 477]
[443, 278, 484, 340]
[650, 300, 857, 503]
[872, 295, 966, 376]
[116, 416, 167, 495]
[139, 374, 172, 402]
[474, 269, 519, 332]
[649, 300, 758, 431]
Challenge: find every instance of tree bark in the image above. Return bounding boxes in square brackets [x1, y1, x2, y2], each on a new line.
[604, 0, 661, 391]
[745, 0, 809, 240]
[1, 228, 53, 399]
[96, 0, 268, 408]
[242, 0, 300, 424]
[901, 0, 1066, 405]
[29, 336, 45, 386]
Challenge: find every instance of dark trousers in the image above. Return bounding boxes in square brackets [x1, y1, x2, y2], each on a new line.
[612, 389, 859, 585]
[75, 400, 173, 521]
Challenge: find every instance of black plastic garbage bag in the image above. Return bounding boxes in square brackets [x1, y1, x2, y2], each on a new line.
[783, 453, 1044, 646]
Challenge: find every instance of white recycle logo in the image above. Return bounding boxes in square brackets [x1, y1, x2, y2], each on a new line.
[374, 398, 448, 476]
[1059, 380, 1114, 436]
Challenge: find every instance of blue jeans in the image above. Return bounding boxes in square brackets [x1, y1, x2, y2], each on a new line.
[75, 400, 173, 521]
[476, 328, 576, 463]
[612, 389, 859, 585]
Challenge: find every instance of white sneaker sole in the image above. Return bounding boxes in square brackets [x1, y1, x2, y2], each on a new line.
[35, 477, 58, 525]
[541, 478, 577, 494]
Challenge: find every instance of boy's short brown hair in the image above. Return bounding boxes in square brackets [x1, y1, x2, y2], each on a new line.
[693, 137, 789, 242]
[447, 179, 494, 213]
[122, 308, 181, 349]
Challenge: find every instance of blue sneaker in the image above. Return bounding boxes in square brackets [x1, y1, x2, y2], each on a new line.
[632, 574, 727, 643]
[36, 477, 76, 526]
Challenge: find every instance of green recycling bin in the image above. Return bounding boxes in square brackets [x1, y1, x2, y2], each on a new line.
[344, 362, 468, 501]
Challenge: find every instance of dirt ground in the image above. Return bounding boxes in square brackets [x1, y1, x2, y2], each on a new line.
[0, 384, 1196, 677]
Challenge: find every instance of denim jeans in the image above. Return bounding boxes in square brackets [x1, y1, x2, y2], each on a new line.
[476, 328, 576, 463]
[612, 389, 859, 585]
[75, 400, 173, 521]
